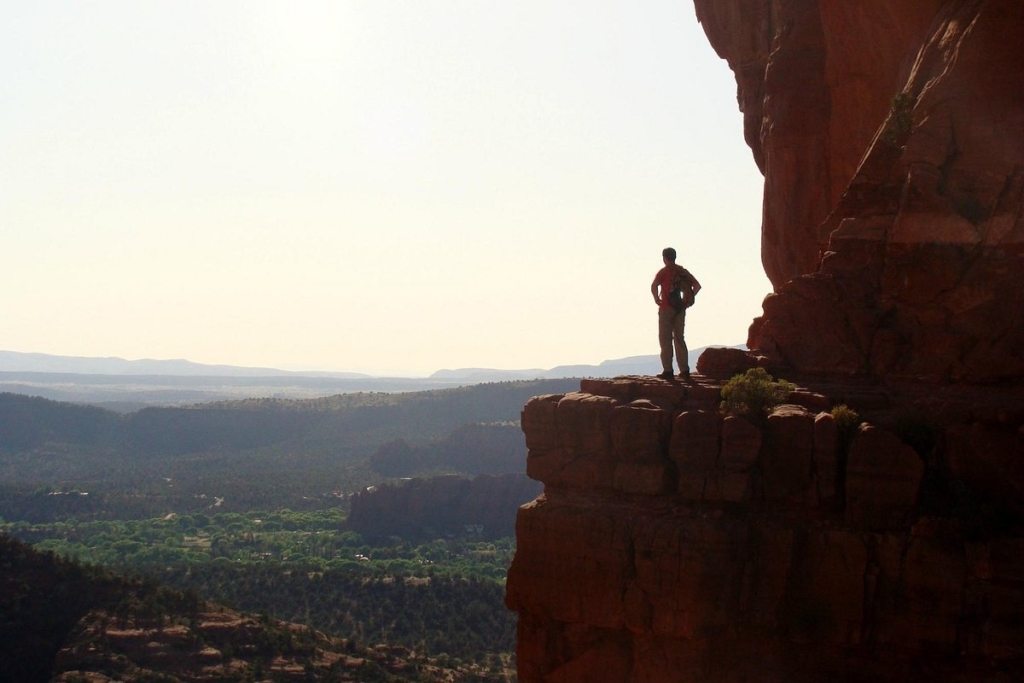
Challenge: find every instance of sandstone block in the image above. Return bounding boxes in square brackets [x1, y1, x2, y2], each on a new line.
[580, 377, 690, 406]
[555, 392, 618, 457]
[845, 426, 924, 529]
[887, 530, 967, 649]
[506, 498, 631, 630]
[613, 461, 676, 496]
[557, 453, 615, 492]
[511, 613, 549, 683]
[623, 583, 653, 634]
[703, 472, 752, 503]
[787, 390, 830, 412]
[630, 515, 751, 639]
[695, 346, 758, 379]
[719, 415, 761, 472]
[669, 410, 721, 472]
[742, 522, 796, 629]
[780, 530, 866, 645]
[813, 412, 841, 504]
[686, 383, 727, 406]
[609, 400, 671, 463]
[763, 404, 815, 503]
[677, 473, 706, 501]
[542, 637, 632, 683]
[521, 393, 562, 450]
[525, 447, 572, 486]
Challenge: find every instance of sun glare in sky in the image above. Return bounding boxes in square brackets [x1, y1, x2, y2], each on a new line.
[2, 1, 769, 376]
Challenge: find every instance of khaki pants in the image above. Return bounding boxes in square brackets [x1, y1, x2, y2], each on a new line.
[658, 307, 688, 374]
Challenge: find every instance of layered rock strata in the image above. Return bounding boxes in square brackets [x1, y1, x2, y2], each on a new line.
[506, 376, 1024, 681]
[697, 0, 1024, 382]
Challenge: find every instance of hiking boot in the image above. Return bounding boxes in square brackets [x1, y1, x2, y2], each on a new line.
[678, 371, 692, 382]
[656, 370, 674, 380]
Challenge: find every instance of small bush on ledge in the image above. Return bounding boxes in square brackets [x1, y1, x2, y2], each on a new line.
[831, 404, 861, 448]
[719, 368, 795, 422]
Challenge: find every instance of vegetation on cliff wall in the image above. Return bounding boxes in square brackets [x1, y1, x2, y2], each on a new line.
[719, 367, 795, 422]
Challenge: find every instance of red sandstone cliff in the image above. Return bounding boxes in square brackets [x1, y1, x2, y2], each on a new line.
[506, 1, 1024, 680]
[698, 0, 1024, 382]
[506, 377, 1024, 681]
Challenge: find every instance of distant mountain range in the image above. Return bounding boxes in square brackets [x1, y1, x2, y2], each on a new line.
[1, 347, 739, 380]
[429, 352, 706, 382]
[0, 350, 370, 378]
[0, 347, 742, 407]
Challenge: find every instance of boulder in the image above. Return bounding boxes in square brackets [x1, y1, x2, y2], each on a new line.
[845, 425, 924, 529]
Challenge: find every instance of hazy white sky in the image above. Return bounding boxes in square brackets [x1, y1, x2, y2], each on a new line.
[2, 1, 769, 376]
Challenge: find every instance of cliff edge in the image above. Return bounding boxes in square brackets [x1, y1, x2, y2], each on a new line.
[506, 1, 1024, 680]
[506, 376, 1024, 681]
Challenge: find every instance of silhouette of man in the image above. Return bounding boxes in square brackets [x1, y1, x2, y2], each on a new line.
[651, 247, 701, 380]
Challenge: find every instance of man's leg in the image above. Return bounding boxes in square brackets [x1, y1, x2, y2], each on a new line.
[672, 309, 689, 375]
[658, 308, 675, 375]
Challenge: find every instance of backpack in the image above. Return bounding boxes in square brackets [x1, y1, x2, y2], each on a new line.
[668, 268, 696, 312]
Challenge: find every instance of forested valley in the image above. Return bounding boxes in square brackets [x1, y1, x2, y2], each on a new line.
[0, 378, 576, 681]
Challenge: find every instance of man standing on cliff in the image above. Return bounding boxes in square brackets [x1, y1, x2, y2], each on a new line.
[651, 247, 701, 380]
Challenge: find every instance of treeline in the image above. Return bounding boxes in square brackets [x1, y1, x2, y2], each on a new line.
[0, 378, 576, 518]
[1, 533, 502, 682]
[2, 508, 515, 581]
[0, 379, 575, 464]
[0, 393, 121, 449]
[370, 423, 526, 477]
[3, 507, 519, 663]
[160, 564, 516, 661]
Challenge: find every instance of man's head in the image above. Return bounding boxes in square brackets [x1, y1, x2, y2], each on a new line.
[662, 247, 677, 263]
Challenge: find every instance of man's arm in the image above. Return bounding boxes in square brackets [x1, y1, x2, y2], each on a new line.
[651, 277, 662, 305]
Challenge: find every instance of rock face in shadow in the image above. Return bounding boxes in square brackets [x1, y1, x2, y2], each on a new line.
[698, 0, 1024, 383]
[505, 376, 1024, 681]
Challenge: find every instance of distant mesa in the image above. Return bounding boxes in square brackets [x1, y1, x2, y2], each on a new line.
[1, 347, 745, 381]
[429, 346, 744, 382]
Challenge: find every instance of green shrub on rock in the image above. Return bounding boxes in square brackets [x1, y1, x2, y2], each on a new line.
[719, 368, 795, 422]
[830, 404, 861, 449]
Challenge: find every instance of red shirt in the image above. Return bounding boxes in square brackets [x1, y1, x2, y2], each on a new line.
[654, 264, 687, 311]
